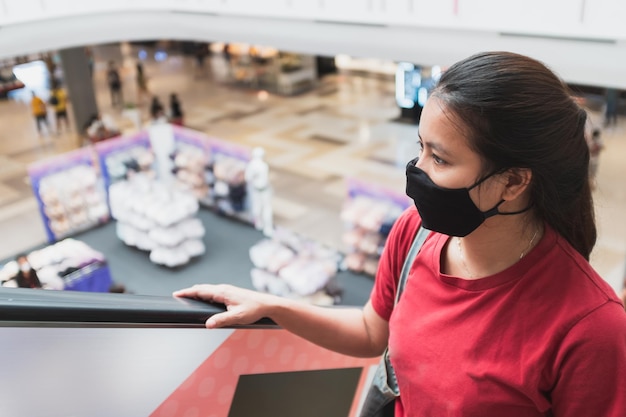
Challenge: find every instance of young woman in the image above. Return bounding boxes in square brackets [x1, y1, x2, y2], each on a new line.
[175, 52, 626, 416]
[15, 254, 42, 289]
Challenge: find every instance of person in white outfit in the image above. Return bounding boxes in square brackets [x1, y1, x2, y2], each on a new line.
[245, 147, 273, 236]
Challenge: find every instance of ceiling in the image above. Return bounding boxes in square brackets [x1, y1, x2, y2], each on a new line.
[0, 10, 624, 89]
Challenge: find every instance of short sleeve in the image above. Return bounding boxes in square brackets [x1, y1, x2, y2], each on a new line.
[550, 301, 626, 417]
[370, 206, 421, 321]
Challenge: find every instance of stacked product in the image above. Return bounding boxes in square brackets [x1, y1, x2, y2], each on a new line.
[104, 146, 155, 184]
[172, 144, 210, 200]
[340, 195, 405, 276]
[211, 154, 249, 219]
[249, 228, 342, 305]
[37, 165, 110, 240]
[0, 238, 109, 291]
[109, 173, 205, 267]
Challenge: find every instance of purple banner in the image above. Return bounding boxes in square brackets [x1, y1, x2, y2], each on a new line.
[172, 125, 251, 162]
[346, 177, 411, 209]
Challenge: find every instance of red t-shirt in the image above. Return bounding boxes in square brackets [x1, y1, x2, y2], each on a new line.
[371, 207, 626, 417]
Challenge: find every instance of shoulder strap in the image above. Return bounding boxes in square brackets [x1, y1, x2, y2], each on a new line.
[394, 226, 429, 305]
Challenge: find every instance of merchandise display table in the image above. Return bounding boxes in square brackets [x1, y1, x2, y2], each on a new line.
[63, 262, 113, 292]
[0, 239, 112, 292]
[340, 179, 410, 276]
[249, 228, 342, 305]
[109, 174, 206, 267]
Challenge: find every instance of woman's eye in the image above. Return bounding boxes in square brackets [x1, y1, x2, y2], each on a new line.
[433, 154, 446, 165]
[417, 140, 447, 165]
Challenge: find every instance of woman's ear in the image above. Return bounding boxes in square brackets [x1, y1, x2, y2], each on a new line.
[503, 167, 532, 200]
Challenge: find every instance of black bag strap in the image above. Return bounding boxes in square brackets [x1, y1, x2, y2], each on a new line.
[394, 225, 429, 306]
[375, 225, 430, 401]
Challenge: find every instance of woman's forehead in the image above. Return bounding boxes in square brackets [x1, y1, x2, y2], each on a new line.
[420, 98, 472, 150]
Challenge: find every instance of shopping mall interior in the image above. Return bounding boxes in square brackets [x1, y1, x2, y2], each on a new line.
[2, 2, 626, 416]
[0, 41, 427, 303]
[1, 40, 625, 297]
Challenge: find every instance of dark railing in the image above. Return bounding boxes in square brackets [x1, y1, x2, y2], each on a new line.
[0, 288, 371, 417]
[0, 287, 275, 327]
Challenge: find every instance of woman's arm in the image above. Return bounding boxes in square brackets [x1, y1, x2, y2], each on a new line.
[173, 284, 389, 358]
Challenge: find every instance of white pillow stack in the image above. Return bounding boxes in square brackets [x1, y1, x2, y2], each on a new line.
[109, 174, 206, 267]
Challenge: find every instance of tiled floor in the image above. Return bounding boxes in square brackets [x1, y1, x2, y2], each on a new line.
[0, 43, 624, 294]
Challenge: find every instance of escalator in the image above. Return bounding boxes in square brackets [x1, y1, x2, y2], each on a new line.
[0, 288, 377, 417]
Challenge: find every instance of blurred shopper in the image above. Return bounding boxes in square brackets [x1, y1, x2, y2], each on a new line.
[149, 96, 165, 121]
[30, 92, 50, 136]
[49, 85, 69, 133]
[85, 47, 94, 76]
[169, 93, 184, 126]
[604, 88, 619, 127]
[194, 43, 208, 78]
[42, 53, 59, 86]
[15, 254, 42, 289]
[136, 62, 149, 104]
[107, 61, 123, 107]
[587, 128, 604, 190]
[223, 43, 232, 63]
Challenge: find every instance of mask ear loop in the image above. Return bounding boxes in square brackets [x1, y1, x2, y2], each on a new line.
[467, 168, 504, 221]
[498, 204, 534, 216]
[468, 167, 506, 191]
[482, 199, 533, 219]
[482, 200, 506, 218]
[470, 168, 533, 218]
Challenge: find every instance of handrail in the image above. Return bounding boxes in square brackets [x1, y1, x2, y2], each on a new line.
[0, 287, 275, 328]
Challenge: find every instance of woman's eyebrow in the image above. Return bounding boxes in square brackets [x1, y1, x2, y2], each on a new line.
[417, 131, 452, 157]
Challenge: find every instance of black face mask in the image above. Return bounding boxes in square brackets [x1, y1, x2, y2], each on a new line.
[405, 158, 529, 237]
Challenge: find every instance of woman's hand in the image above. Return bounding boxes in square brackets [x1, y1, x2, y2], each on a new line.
[176, 285, 387, 357]
[173, 284, 277, 329]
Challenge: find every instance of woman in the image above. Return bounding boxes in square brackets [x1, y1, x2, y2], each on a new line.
[15, 254, 42, 289]
[175, 52, 626, 416]
[169, 93, 184, 126]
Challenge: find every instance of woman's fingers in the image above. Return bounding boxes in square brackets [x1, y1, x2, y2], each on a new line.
[206, 307, 247, 329]
[206, 313, 224, 329]
[172, 285, 203, 298]
[173, 284, 226, 303]
[174, 284, 274, 328]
